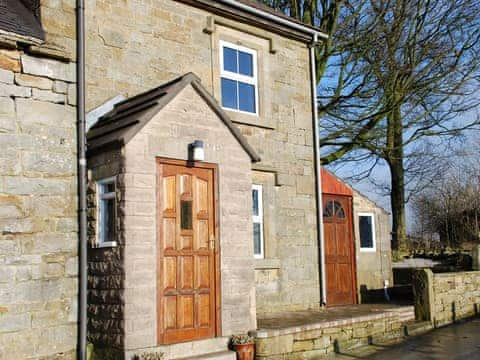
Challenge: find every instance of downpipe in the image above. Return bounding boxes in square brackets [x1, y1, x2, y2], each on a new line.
[309, 33, 327, 306]
[76, 0, 87, 358]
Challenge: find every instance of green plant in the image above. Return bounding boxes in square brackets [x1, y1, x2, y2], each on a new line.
[231, 334, 254, 345]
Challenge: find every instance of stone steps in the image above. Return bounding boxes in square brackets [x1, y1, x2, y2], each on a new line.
[125, 337, 231, 360]
[172, 350, 236, 360]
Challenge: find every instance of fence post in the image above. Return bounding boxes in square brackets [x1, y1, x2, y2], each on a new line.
[413, 269, 434, 324]
[473, 245, 480, 271]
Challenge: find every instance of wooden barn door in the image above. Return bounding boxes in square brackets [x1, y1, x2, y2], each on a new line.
[323, 194, 357, 306]
[157, 160, 218, 344]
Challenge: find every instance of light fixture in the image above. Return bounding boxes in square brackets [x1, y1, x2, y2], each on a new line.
[189, 140, 204, 161]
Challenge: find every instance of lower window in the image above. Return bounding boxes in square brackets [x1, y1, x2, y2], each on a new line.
[96, 177, 117, 247]
[252, 184, 264, 258]
[359, 213, 376, 252]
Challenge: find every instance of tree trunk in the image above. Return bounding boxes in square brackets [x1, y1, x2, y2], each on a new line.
[389, 158, 407, 251]
[387, 104, 408, 252]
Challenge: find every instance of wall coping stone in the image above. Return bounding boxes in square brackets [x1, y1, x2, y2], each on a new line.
[251, 306, 414, 338]
[434, 270, 480, 278]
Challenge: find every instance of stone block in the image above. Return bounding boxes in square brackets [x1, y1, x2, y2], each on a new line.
[21, 55, 75, 82]
[15, 73, 53, 89]
[0, 83, 31, 98]
[32, 88, 66, 103]
[0, 68, 14, 84]
[16, 98, 75, 129]
[313, 335, 331, 350]
[255, 334, 294, 356]
[0, 51, 21, 72]
[53, 80, 68, 94]
[292, 340, 314, 352]
[0, 96, 15, 117]
[67, 83, 76, 105]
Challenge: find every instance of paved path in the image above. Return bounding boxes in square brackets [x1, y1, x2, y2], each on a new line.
[333, 318, 480, 360]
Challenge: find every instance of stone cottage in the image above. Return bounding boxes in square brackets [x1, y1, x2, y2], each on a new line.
[0, 0, 78, 359]
[0, 0, 395, 359]
[84, 0, 394, 358]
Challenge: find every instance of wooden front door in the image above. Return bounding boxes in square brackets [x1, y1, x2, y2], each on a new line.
[157, 160, 218, 344]
[323, 194, 357, 306]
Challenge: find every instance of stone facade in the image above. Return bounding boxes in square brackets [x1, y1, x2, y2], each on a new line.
[0, 29, 77, 360]
[85, 0, 319, 316]
[413, 269, 480, 327]
[352, 190, 393, 300]
[87, 84, 256, 356]
[87, 148, 125, 351]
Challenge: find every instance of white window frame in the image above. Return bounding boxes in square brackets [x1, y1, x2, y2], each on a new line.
[95, 176, 118, 248]
[252, 184, 264, 259]
[219, 40, 259, 116]
[358, 212, 376, 252]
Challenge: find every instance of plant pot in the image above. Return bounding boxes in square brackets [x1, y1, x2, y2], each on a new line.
[232, 342, 255, 360]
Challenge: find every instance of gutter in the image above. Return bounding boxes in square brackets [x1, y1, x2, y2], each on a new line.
[216, 0, 329, 39]
[309, 34, 327, 306]
[76, 0, 87, 358]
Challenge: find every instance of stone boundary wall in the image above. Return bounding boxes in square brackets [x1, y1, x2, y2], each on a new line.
[0, 45, 78, 358]
[413, 269, 480, 327]
[252, 307, 414, 359]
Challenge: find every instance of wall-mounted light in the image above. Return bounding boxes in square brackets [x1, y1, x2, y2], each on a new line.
[189, 140, 204, 162]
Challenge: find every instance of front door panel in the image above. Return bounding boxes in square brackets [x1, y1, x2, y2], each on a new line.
[323, 195, 356, 306]
[158, 162, 216, 344]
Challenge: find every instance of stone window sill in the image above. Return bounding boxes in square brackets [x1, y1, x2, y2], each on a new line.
[225, 109, 276, 130]
[254, 258, 281, 270]
[93, 241, 118, 248]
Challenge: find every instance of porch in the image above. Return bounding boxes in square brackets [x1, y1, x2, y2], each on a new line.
[251, 304, 415, 359]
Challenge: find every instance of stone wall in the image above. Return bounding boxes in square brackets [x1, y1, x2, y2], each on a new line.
[87, 148, 125, 351]
[86, 0, 319, 316]
[352, 190, 393, 300]
[0, 43, 77, 358]
[253, 307, 415, 359]
[413, 269, 480, 327]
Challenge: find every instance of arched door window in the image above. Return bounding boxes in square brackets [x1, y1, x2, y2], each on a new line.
[323, 200, 346, 219]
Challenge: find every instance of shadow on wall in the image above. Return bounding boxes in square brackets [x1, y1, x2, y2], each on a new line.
[359, 284, 414, 305]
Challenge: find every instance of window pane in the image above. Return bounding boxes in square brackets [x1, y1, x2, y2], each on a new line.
[181, 200, 193, 230]
[359, 216, 373, 248]
[223, 47, 237, 72]
[323, 201, 333, 217]
[100, 198, 115, 243]
[253, 222, 262, 255]
[334, 201, 345, 218]
[238, 82, 255, 113]
[252, 189, 259, 216]
[238, 51, 253, 76]
[221, 78, 238, 110]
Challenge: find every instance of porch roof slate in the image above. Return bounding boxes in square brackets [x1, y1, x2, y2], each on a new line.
[87, 72, 261, 163]
[0, 0, 44, 40]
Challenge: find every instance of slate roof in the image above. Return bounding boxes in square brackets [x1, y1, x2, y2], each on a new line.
[0, 0, 44, 40]
[235, 0, 320, 33]
[87, 72, 261, 162]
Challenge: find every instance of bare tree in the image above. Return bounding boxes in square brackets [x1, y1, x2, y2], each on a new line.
[319, 0, 480, 251]
[412, 155, 480, 249]
[263, 0, 480, 252]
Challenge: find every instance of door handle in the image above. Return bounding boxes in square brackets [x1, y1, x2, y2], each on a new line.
[209, 235, 215, 250]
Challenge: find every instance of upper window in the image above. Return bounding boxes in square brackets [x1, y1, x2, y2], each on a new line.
[96, 177, 117, 247]
[220, 41, 258, 115]
[252, 184, 264, 258]
[359, 213, 376, 252]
